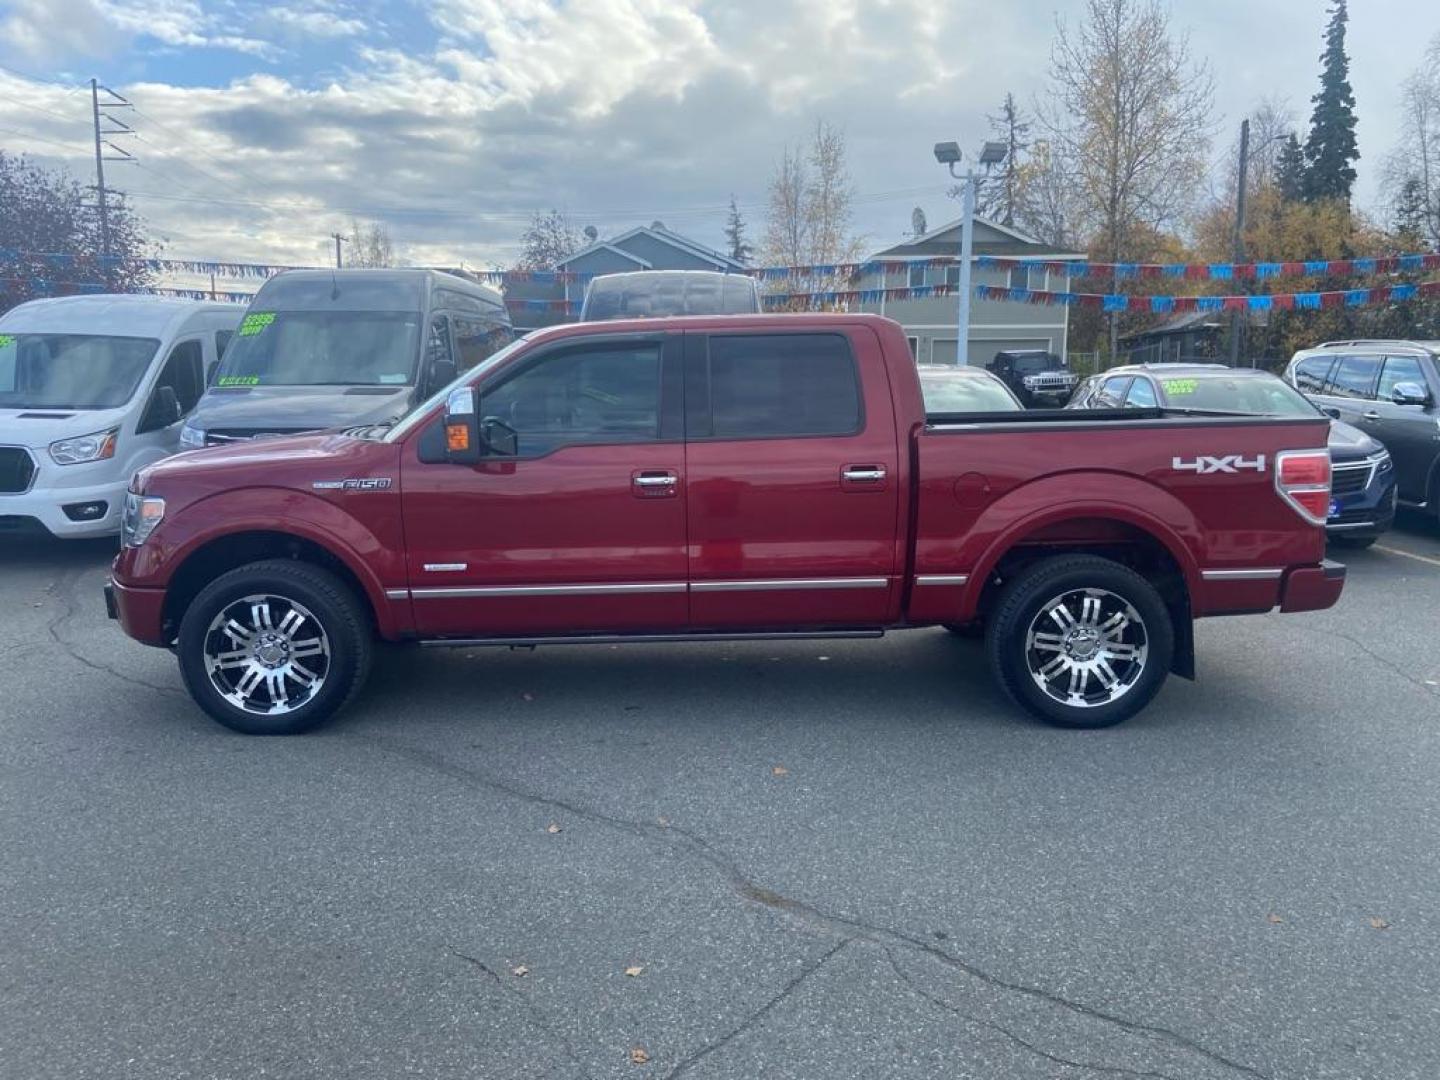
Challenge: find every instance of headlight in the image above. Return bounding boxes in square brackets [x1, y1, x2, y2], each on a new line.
[179, 422, 206, 450]
[1022, 376, 1040, 388]
[49, 427, 119, 465]
[121, 492, 166, 547]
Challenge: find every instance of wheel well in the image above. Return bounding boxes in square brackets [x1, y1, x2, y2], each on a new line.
[972, 517, 1195, 679]
[162, 531, 373, 641]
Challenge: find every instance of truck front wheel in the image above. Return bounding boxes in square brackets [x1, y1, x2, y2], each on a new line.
[176, 559, 373, 735]
[985, 555, 1174, 729]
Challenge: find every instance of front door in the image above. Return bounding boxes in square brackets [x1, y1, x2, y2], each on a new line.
[400, 332, 686, 637]
[683, 326, 901, 628]
[1373, 353, 1440, 503]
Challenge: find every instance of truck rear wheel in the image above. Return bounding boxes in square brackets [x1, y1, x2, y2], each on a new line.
[176, 559, 373, 735]
[985, 555, 1173, 729]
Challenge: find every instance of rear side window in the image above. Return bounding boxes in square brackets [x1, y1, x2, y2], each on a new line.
[1326, 355, 1381, 400]
[1125, 377, 1158, 407]
[704, 334, 860, 438]
[1292, 355, 1333, 393]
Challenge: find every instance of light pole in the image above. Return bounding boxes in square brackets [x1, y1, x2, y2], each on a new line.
[934, 140, 1007, 366]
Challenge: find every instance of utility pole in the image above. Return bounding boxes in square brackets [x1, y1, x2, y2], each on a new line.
[330, 232, 347, 269]
[89, 78, 134, 288]
[1229, 119, 1251, 368]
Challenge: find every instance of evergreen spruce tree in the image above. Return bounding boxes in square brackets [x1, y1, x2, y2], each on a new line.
[723, 195, 753, 264]
[1274, 134, 1308, 202]
[1302, 0, 1360, 202]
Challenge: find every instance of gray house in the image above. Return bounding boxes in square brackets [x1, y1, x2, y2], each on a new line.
[852, 216, 1085, 366]
[509, 223, 748, 330]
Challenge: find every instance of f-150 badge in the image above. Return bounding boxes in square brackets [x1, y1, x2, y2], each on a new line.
[312, 478, 394, 490]
[1171, 455, 1266, 474]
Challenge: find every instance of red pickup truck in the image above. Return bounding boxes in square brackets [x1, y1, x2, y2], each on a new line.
[107, 313, 1344, 735]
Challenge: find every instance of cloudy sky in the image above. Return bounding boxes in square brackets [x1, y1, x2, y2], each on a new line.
[1, 0, 1438, 280]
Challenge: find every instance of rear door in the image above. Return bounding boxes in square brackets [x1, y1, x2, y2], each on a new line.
[1373, 353, 1439, 502]
[1317, 353, 1382, 427]
[683, 326, 901, 628]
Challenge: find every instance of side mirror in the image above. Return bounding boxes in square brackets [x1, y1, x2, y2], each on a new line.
[1390, 381, 1431, 407]
[139, 385, 182, 433]
[442, 387, 481, 465]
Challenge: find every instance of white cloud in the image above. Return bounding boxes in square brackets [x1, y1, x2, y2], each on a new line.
[269, 4, 367, 40]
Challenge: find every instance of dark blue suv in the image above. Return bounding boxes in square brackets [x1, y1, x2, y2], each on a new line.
[1068, 363, 1396, 547]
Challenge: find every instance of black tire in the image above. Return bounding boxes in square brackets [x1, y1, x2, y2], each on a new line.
[985, 555, 1174, 729]
[1330, 534, 1378, 550]
[942, 622, 983, 639]
[176, 559, 373, 735]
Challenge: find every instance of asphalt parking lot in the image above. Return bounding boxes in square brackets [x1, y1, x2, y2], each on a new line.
[2, 519, 1438, 1080]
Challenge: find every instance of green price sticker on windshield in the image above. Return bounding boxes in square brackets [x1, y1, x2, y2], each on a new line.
[1163, 378, 1198, 396]
[0, 335, 14, 348]
[239, 312, 275, 336]
[216, 375, 260, 387]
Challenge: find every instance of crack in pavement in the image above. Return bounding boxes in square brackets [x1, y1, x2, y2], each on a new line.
[44, 563, 185, 697]
[447, 945, 593, 1080]
[354, 734, 1268, 1080]
[885, 950, 1186, 1080]
[663, 939, 850, 1079]
[1264, 613, 1439, 699]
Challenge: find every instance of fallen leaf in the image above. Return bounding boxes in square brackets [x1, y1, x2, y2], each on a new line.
[1266, 913, 1284, 924]
[511, 964, 529, 977]
[771, 765, 788, 777]
[625, 965, 644, 977]
[1369, 917, 1390, 930]
[546, 822, 562, 834]
[629, 1046, 650, 1065]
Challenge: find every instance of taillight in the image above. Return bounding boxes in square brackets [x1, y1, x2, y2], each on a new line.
[1275, 449, 1331, 525]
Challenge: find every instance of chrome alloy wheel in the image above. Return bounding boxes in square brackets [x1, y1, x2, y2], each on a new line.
[203, 593, 331, 715]
[1024, 587, 1148, 709]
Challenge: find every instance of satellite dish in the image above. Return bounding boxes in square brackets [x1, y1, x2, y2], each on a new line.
[583, 225, 598, 241]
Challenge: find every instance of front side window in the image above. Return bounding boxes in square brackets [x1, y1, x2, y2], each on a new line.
[214, 310, 421, 387]
[0, 333, 159, 409]
[480, 343, 661, 456]
[1093, 376, 1131, 407]
[1293, 355, 1333, 393]
[426, 315, 453, 370]
[156, 340, 204, 413]
[1378, 355, 1426, 400]
[705, 333, 861, 438]
[1325, 355, 1381, 400]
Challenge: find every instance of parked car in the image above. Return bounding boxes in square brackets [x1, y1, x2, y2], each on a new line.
[916, 363, 1024, 413]
[1069, 363, 1396, 547]
[1284, 340, 1440, 523]
[180, 269, 510, 448]
[985, 349, 1078, 407]
[580, 270, 761, 321]
[0, 295, 240, 538]
[109, 313, 1344, 736]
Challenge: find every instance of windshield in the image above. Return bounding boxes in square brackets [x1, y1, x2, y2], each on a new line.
[385, 333, 533, 442]
[0, 333, 159, 410]
[1011, 354, 1058, 373]
[214, 310, 421, 387]
[1161, 374, 1321, 417]
[920, 372, 1022, 412]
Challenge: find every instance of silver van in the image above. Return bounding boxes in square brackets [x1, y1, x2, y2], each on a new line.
[0, 295, 240, 538]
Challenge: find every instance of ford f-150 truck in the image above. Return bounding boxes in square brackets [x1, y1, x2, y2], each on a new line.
[106, 314, 1345, 735]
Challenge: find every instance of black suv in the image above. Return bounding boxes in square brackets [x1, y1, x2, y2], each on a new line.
[1069, 363, 1397, 546]
[1285, 341, 1440, 522]
[985, 349, 1078, 407]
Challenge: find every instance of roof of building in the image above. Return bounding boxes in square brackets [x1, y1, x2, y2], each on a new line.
[1119, 310, 1225, 342]
[555, 224, 746, 271]
[869, 214, 1087, 261]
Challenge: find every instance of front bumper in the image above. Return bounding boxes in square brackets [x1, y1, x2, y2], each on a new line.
[1278, 559, 1347, 613]
[106, 576, 169, 646]
[1326, 480, 1397, 541]
[0, 477, 129, 538]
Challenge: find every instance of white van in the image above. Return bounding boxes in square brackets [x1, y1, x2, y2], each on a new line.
[0, 295, 241, 538]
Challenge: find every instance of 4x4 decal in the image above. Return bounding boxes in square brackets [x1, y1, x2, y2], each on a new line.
[1172, 454, 1267, 474]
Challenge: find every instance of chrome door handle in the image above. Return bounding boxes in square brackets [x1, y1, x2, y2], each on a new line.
[1362, 411, 1381, 421]
[842, 466, 886, 482]
[633, 473, 678, 487]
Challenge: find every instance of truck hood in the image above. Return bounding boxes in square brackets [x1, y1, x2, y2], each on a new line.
[1327, 419, 1383, 461]
[137, 430, 399, 496]
[190, 385, 414, 434]
[0, 404, 133, 449]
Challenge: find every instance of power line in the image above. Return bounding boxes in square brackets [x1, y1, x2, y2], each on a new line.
[0, 92, 90, 128]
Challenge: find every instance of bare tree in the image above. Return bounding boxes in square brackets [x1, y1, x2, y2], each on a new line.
[1013, 139, 1083, 250]
[910, 207, 927, 237]
[1381, 33, 1440, 246]
[1040, 0, 1214, 353]
[515, 209, 581, 271]
[961, 93, 1031, 226]
[348, 219, 395, 268]
[762, 121, 861, 269]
